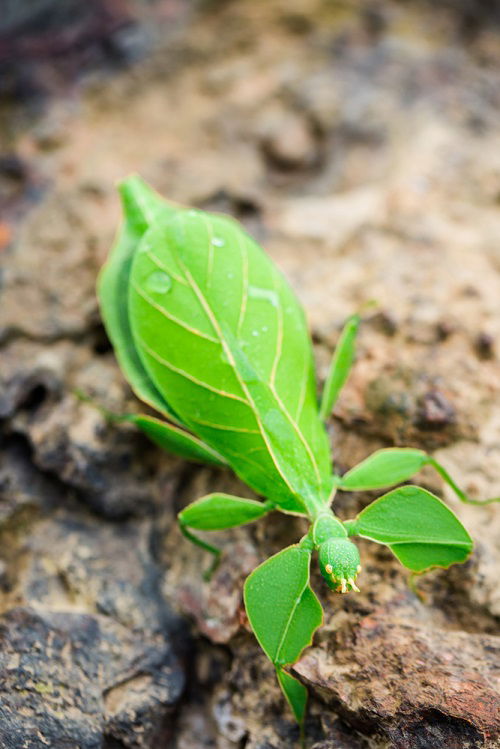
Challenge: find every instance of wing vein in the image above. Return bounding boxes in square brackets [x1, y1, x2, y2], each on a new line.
[294, 363, 308, 422]
[270, 383, 323, 494]
[136, 335, 249, 404]
[188, 417, 260, 434]
[267, 285, 322, 494]
[275, 574, 309, 664]
[131, 281, 219, 343]
[146, 251, 188, 286]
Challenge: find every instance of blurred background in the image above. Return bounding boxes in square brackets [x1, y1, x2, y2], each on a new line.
[1, 2, 499, 748]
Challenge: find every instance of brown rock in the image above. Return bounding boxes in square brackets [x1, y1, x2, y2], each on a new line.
[295, 603, 500, 747]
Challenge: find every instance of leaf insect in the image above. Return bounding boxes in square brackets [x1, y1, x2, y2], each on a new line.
[97, 176, 498, 733]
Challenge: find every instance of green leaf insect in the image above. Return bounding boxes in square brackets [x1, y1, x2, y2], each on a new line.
[97, 175, 497, 733]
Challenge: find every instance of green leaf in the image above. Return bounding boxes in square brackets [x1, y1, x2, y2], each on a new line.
[319, 314, 360, 420]
[276, 667, 308, 726]
[97, 175, 180, 420]
[130, 414, 227, 466]
[243, 545, 323, 666]
[339, 448, 428, 491]
[178, 493, 272, 530]
[128, 209, 334, 512]
[347, 485, 473, 572]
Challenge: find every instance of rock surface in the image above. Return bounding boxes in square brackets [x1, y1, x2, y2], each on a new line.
[1, 1, 500, 747]
[296, 596, 500, 747]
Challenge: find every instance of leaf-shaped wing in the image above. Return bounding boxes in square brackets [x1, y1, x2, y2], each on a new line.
[97, 176, 180, 420]
[128, 211, 333, 510]
[347, 485, 473, 572]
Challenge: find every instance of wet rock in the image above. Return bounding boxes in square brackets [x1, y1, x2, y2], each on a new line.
[295, 603, 500, 748]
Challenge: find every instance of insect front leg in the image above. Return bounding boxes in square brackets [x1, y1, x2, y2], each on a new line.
[178, 494, 275, 579]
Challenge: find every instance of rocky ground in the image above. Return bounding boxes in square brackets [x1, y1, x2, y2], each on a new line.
[1, 1, 500, 747]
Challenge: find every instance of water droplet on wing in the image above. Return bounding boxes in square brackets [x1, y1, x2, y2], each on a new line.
[211, 237, 225, 247]
[248, 285, 279, 307]
[146, 270, 172, 294]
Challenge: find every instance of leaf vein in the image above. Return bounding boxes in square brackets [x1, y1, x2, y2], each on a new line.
[136, 335, 249, 404]
[275, 573, 309, 664]
[147, 251, 188, 286]
[189, 417, 260, 434]
[132, 281, 219, 343]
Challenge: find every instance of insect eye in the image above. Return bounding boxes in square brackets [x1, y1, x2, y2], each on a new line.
[318, 538, 361, 593]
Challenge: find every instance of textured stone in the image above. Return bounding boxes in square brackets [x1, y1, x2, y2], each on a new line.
[0, 607, 184, 749]
[295, 600, 500, 748]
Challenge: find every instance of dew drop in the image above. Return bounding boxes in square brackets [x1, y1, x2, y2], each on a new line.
[251, 330, 260, 337]
[146, 270, 172, 294]
[261, 325, 268, 332]
[248, 285, 279, 307]
[211, 236, 225, 247]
